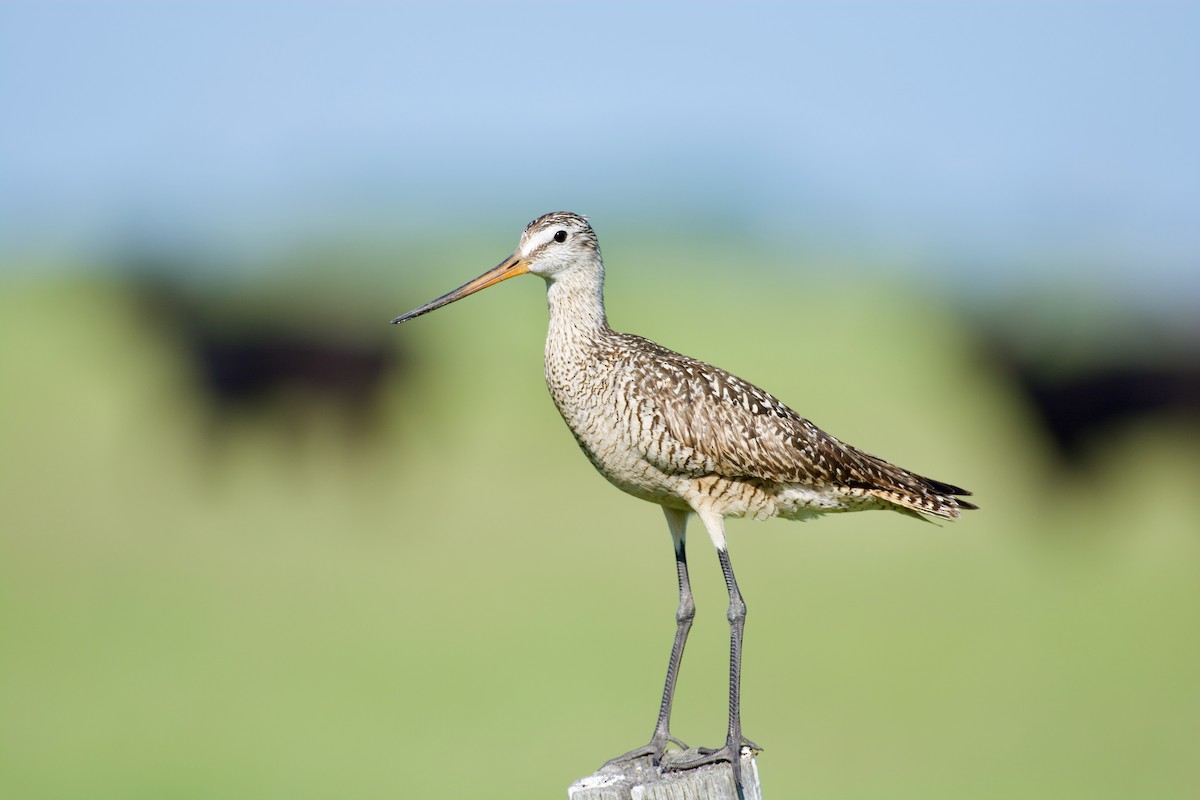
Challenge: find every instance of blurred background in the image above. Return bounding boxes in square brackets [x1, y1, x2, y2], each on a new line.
[2, 2, 1198, 798]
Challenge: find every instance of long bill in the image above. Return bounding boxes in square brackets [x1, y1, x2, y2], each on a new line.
[391, 254, 530, 324]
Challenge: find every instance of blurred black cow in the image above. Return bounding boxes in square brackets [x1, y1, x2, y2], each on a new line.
[135, 278, 405, 444]
[990, 341, 1200, 469]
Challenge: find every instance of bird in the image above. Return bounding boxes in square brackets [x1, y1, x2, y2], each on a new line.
[391, 211, 975, 789]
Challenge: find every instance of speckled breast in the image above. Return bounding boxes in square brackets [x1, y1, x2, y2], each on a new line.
[544, 343, 693, 510]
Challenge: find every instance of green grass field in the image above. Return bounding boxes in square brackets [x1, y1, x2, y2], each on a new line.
[2, 257, 1198, 799]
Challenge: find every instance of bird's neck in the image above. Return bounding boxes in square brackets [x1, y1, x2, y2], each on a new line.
[544, 265, 610, 347]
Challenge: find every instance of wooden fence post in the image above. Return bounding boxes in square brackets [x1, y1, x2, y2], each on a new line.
[568, 748, 762, 800]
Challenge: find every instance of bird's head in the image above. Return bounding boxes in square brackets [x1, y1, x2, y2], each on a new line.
[516, 211, 600, 279]
[391, 211, 600, 325]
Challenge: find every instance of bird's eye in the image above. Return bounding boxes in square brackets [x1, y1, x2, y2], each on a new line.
[553, 230, 568, 243]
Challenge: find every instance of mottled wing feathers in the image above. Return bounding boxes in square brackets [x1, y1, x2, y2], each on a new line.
[622, 334, 975, 519]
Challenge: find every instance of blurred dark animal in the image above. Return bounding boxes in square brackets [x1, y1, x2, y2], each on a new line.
[135, 279, 404, 441]
[994, 345, 1200, 468]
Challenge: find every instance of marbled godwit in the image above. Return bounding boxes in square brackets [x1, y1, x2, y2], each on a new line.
[391, 211, 975, 786]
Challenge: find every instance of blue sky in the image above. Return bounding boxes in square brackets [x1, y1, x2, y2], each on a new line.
[2, 2, 1198, 302]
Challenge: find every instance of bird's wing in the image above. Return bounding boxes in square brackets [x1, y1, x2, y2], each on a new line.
[626, 336, 850, 483]
[623, 335, 974, 517]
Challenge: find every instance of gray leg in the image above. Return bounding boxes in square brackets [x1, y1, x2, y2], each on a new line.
[718, 546, 750, 754]
[666, 510, 760, 796]
[602, 507, 693, 766]
[652, 507, 694, 747]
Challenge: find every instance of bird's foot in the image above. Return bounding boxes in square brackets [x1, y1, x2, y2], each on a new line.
[599, 734, 689, 770]
[661, 736, 762, 771]
[662, 738, 762, 800]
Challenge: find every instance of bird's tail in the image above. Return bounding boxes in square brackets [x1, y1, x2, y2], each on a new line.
[869, 474, 977, 520]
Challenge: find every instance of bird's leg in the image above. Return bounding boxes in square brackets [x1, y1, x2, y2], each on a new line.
[715, 545, 761, 754]
[602, 507, 694, 768]
[666, 510, 760, 794]
[649, 508, 696, 752]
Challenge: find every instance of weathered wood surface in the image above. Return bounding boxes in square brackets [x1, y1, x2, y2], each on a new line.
[568, 748, 762, 800]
